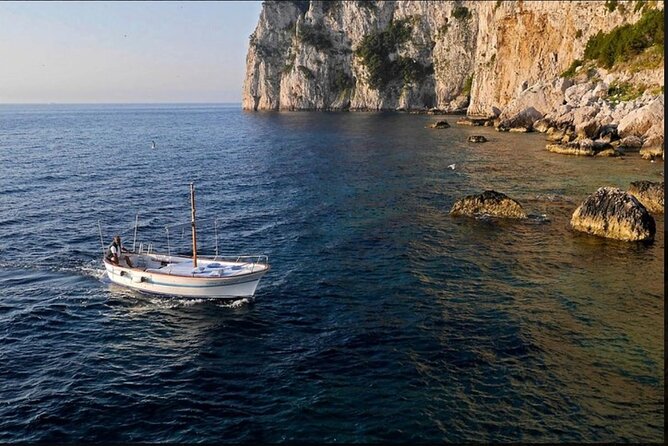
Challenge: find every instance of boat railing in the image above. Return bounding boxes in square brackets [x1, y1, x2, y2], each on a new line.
[137, 242, 154, 255]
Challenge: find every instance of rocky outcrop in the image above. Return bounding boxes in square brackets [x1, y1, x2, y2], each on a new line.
[426, 120, 450, 129]
[628, 181, 664, 214]
[496, 78, 573, 132]
[619, 135, 643, 150]
[546, 139, 620, 157]
[457, 117, 492, 126]
[618, 96, 665, 159]
[450, 190, 527, 219]
[539, 87, 663, 160]
[618, 96, 664, 138]
[468, 135, 487, 143]
[570, 187, 656, 241]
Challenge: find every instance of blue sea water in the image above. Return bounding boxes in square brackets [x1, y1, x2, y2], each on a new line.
[0, 103, 664, 443]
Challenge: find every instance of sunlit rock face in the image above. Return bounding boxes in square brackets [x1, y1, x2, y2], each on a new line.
[628, 181, 664, 214]
[450, 190, 527, 219]
[243, 1, 660, 114]
[570, 187, 656, 242]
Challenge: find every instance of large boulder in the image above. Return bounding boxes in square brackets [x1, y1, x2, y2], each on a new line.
[450, 190, 527, 219]
[618, 135, 643, 151]
[496, 107, 543, 132]
[564, 82, 595, 107]
[496, 78, 573, 132]
[546, 142, 595, 156]
[573, 105, 602, 139]
[546, 139, 617, 156]
[532, 118, 552, 133]
[639, 122, 664, 160]
[570, 187, 656, 242]
[618, 96, 664, 138]
[628, 181, 664, 214]
[456, 117, 491, 126]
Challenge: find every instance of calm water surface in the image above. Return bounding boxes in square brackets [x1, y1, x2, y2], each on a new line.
[0, 104, 664, 442]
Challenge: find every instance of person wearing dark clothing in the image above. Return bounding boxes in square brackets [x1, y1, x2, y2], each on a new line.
[106, 235, 133, 268]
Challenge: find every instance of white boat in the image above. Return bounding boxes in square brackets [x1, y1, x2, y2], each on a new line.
[101, 184, 270, 299]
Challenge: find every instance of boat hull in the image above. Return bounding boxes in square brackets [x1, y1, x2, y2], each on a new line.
[104, 259, 268, 299]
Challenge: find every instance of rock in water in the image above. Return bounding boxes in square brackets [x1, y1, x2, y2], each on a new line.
[427, 120, 450, 129]
[450, 190, 527, 219]
[628, 181, 664, 214]
[468, 135, 488, 143]
[618, 135, 643, 150]
[546, 143, 595, 156]
[570, 187, 656, 241]
[456, 117, 492, 126]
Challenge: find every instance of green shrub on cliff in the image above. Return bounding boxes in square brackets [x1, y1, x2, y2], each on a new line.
[452, 6, 471, 20]
[605, 0, 618, 13]
[355, 18, 433, 90]
[398, 57, 434, 86]
[298, 23, 334, 51]
[561, 59, 583, 78]
[462, 75, 473, 96]
[331, 69, 354, 91]
[607, 81, 644, 102]
[583, 8, 664, 68]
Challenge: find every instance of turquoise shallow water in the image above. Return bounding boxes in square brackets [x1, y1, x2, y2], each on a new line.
[0, 104, 664, 442]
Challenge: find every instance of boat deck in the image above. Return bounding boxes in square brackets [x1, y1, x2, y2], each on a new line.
[143, 259, 263, 278]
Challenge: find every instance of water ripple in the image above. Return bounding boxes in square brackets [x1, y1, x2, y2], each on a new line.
[0, 105, 663, 442]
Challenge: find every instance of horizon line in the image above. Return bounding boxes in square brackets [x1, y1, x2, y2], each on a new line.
[0, 101, 243, 105]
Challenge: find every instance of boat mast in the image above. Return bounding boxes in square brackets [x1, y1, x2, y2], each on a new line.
[190, 182, 198, 267]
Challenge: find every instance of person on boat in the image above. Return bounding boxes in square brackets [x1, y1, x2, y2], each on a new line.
[106, 235, 133, 268]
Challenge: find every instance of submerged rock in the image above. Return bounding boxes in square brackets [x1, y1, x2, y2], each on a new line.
[426, 120, 450, 129]
[468, 135, 488, 143]
[570, 187, 655, 242]
[450, 190, 527, 219]
[456, 117, 491, 126]
[595, 148, 623, 157]
[628, 181, 664, 214]
[546, 143, 595, 156]
[546, 138, 620, 157]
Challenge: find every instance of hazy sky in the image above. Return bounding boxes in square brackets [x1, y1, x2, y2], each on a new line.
[0, 1, 263, 103]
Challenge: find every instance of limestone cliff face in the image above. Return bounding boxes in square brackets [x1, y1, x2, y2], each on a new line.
[242, 0, 662, 114]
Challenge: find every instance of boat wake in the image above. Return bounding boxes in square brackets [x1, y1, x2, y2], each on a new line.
[217, 296, 253, 308]
[0, 259, 107, 281]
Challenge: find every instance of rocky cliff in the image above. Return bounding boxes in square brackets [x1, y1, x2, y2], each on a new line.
[243, 0, 663, 115]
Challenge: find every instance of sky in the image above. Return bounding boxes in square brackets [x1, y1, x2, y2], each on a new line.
[0, 1, 263, 103]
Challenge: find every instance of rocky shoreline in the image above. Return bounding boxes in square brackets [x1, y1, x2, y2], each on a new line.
[244, 1, 664, 160]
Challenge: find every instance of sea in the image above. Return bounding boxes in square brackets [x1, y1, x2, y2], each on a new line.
[0, 103, 664, 443]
